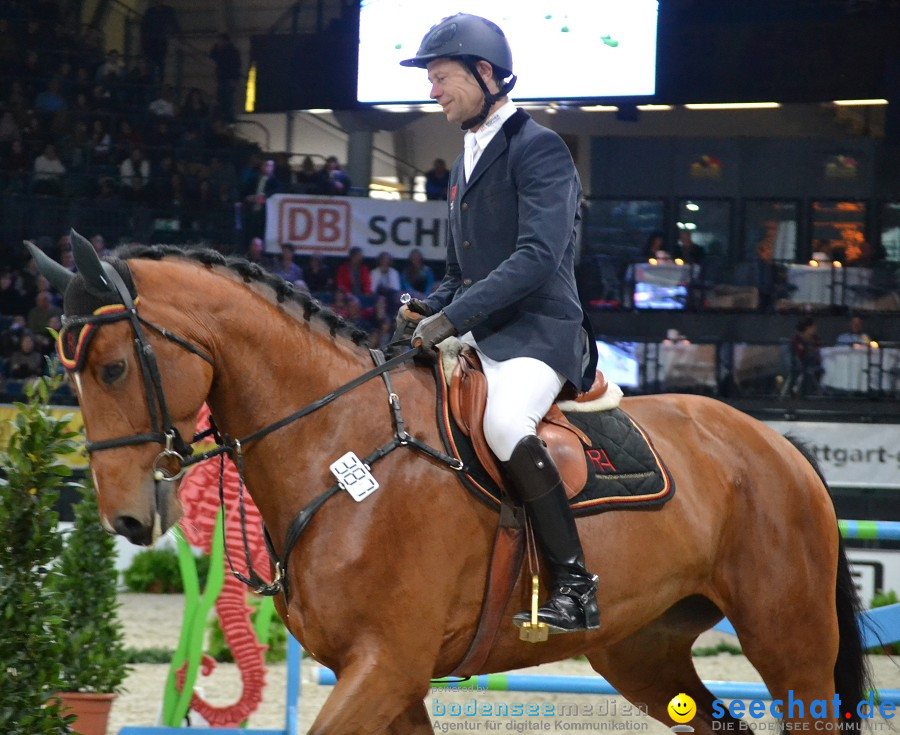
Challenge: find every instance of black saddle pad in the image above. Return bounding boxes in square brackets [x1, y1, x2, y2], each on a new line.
[434, 366, 674, 517]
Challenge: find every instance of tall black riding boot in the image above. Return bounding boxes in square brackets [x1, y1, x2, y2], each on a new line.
[503, 435, 600, 633]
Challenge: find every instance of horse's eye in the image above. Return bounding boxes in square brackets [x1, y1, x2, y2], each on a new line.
[101, 360, 126, 385]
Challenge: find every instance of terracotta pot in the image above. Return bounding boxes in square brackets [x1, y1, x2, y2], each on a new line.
[55, 692, 116, 735]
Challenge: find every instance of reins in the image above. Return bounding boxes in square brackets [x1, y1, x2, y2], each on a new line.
[65, 270, 463, 598]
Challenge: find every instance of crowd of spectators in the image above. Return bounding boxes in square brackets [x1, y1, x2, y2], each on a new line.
[0, 233, 442, 399]
[0, 0, 260, 259]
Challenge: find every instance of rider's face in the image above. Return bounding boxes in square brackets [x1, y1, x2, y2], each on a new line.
[426, 59, 486, 127]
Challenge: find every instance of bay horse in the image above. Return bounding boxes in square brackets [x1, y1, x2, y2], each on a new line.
[30, 235, 868, 735]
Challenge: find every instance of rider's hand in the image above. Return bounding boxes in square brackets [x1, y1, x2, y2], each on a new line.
[412, 311, 457, 353]
[395, 298, 435, 335]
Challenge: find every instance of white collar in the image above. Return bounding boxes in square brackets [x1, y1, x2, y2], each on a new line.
[464, 100, 518, 153]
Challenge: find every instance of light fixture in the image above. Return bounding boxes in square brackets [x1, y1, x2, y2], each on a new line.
[685, 202, 700, 212]
[674, 258, 685, 266]
[684, 102, 781, 110]
[636, 104, 673, 111]
[833, 261, 843, 268]
[832, 99, 888, 106]
[579, 105, 618, 112]
[808, 260, 819, 267]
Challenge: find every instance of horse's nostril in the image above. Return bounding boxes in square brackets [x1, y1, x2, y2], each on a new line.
[113, 515, 153, 546]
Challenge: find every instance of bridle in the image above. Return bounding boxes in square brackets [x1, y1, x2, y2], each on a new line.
[60, 262, 213, 475]
[63, 261, 463, 597]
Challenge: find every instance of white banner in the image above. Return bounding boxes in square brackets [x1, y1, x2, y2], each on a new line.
[764, 421, 900, 489]
[265, 194, 448, 260]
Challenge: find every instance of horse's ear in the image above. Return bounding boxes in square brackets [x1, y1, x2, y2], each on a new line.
[24, 240, 74, 295]
[70, 228, 114, 296]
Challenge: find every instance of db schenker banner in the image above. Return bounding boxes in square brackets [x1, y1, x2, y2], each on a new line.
[265, 194, 448, 260]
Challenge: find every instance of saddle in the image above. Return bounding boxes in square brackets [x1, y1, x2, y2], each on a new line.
[448, 345, 609, 498]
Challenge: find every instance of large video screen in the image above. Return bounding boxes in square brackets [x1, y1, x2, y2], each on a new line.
[358, 0, 659, 104]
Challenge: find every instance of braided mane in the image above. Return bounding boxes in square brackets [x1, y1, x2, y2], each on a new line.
[114, 244, 370, 346]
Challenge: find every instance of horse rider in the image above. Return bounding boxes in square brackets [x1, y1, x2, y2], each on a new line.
[397, 13, 600, 633]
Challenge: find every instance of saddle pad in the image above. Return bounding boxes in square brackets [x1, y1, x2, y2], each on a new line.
[434, 364, 675, 517]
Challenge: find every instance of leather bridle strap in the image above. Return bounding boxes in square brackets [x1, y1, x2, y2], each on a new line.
[82, 263, 213, 457]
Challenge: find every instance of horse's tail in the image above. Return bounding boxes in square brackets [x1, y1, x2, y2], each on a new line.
[785, 435, 872, 722]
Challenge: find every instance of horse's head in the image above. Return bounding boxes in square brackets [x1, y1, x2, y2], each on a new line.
[28, 232, 214, 545]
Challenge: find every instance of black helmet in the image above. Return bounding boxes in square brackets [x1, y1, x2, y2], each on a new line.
[400, 13, 517, 130]
[400, 13, 513, 78]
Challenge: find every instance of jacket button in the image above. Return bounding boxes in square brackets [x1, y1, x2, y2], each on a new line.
[463, 240, 471, 249]
[462, 202, 469, 211]
[463, 278, 472, 286]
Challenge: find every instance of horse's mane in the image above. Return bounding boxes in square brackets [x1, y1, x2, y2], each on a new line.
[113, 244, 371, 346]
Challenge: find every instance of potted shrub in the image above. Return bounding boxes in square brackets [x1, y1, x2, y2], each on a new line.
[51, 480, 130, 735]
[0, 375, 76, 734]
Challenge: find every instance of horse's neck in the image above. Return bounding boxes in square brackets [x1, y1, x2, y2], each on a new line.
[204, 303, 371, 442]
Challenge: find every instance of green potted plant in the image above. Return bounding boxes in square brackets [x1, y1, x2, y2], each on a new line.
[51, 479, 130, 735]
[0, 375, 76, 734]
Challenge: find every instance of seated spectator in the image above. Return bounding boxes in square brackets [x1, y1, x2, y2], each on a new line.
[32, 143, 67, 195]
[148, 85, 177, 117]
[89, 118, 113, 163]
[91, 234, 109, 258]
[424, 158, 449, 201]
[0, 316, 27, 358]
[400, 248, 435, 298]
[370, 251, 401, 307]
[96, 176, 120, 203]
[94, 49, 124, 85]
[7, 333, 44, 380]
[27, 290, 63, 335]
[246, 237, 271, 268]
[789, 317, 823, 396]
[34, 78, 68, 115]
[120, 147, 151, 201]
[321, 155, 351, 196]
[836, 316, 870, 346]
[335, 246, 371, 298]
[0, 271, 29, 317]
[35, 315, 61, 356]
[674, 230, 705, 265]
[113, 119, 144, 161]
[644, 231, 670, 261]
[295, 155, 322, 194]
[0, 108, 21, 145]
[1, 139, 31, 192]
[304, 252, 334, 294]
[272, 243, 305, 286]
[181, 87, 209, 121]
[124, 58, 155, 111]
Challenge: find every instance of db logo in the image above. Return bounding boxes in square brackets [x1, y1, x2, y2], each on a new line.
[276, 198, 350, 252]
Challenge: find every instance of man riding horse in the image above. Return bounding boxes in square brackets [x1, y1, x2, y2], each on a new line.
[397, 13, 600, 634]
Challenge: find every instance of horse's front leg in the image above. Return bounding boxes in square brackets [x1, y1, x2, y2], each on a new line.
[308, 650, 434, 735]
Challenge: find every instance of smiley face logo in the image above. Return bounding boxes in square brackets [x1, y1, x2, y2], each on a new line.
[667, 693, 696, 724]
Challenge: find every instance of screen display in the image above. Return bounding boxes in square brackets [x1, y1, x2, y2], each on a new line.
[358, 0, 659, 104]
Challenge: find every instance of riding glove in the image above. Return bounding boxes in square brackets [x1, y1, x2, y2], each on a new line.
[412, 311, 457, 352]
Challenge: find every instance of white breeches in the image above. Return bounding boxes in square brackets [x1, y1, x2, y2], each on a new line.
[461, 334, 565, 462]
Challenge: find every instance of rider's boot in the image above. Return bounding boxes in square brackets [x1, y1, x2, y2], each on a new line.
[504, 435, 600, 633]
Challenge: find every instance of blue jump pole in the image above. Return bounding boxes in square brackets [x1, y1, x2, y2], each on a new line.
[314, 668, 900, 704]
